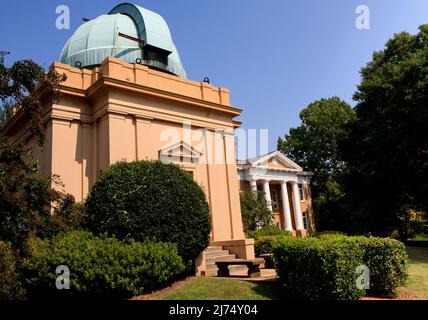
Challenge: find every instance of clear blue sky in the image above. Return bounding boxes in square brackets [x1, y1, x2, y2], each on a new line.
[1, 0, 427, 155]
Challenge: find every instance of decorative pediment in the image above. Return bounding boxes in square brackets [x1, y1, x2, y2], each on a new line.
[159, 141, 202, 164]
[251, 151, 302, 171]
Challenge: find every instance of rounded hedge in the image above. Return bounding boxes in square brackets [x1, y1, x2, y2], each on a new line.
[85, 161, 211, 262]
[273, 235, 409, 300]
[273, 237, 366, 300]
[359, 237, 408, 296]
[21, 230, 185, 298]
[313, 231, 347, 239]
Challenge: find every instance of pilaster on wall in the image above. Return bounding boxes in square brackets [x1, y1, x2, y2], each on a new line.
[91, 120, 99, 184]
[97, 115, 110, 173]
[203, 129, 245, 242]
[81, 122, 92, 199]
[43, 122, 53, 179]
[134, 116, 154, 161]
[51, 118, 88, 202]
[106, 112, 137, 165]
[223, 130, 245, 240]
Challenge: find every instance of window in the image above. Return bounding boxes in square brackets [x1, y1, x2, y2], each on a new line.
[144, 47, 169, 69]
[299, 183, 305, 201]
[271, 190, 279, 211]
[302, 212, 308, 230]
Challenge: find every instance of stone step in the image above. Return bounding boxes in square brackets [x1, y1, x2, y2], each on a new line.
[206, 264, 218, 271]
[206, 254, 236, 264]
[206, 265, 218, 277]
[205, 250, 231, 258]
[206, 246, 224, 252]
[206, 269, 219, 277]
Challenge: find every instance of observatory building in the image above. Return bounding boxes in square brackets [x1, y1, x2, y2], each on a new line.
[2, 3, 314, 276]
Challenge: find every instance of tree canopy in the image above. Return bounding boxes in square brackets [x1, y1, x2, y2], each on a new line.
[240, 190, 273, 232]
[0, 52, 66, 145]
[278, 97, 355, 230]
[0, 52, 69, 249]
[341, 25, 428, 235]
[279, 25, 428, 237]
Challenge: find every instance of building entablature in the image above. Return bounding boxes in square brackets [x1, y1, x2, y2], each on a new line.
[51, 57, 240, 113]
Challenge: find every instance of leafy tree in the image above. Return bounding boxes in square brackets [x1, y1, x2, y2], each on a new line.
[0, 240, 22, 299]
[0, 52, 68, 249]
[0, 52, 66, 145]
[0, 140, 58, 248]
[278, 97, 355, 231]
[38, 194, 87, 239]
[240, 191, 273, 232]
[341, 25, 428, 236]
[0, 100, 13, 127]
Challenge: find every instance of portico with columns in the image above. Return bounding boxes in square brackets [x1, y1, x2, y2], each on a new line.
[238, 151, 315, 237]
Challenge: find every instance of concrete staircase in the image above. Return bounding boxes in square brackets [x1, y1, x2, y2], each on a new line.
[205, 246, 248, 277]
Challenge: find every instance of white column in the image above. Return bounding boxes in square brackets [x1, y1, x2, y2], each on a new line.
[291, 181, 304, 230]
[262, 180, 273, 212]
[280, 181, 293, 232]
[249, 179, 258, 194]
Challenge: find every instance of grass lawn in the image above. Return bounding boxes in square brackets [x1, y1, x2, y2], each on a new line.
[399, 246, 428, 300]
[162, 278, 281, 300]
[410, 234, 428, 241]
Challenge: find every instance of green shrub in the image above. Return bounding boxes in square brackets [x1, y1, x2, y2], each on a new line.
[85, 161, 211, 262]
[274, 235, 409, 299]
[409, 220, 426, 236]
[240, 191, 273, 232]
[0, 140, 55, 249]
[313, 230, 347, 239]
[254, 236, 279, 268]
[273, 237, 365, 300]
[21, 230, 185, 298]
[251, 226, 292, 267]
[410, 233, 428, 241]
[249, 226, 291, 265]
[247, 225, 291, 239]
[255, 236, 278, 256]
[0, 241, 21, 299]
[358, 237, 408, 297]
[39, 194, 86, 238]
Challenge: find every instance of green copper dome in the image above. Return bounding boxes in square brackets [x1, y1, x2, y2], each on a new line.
[60, 3, 186, 78]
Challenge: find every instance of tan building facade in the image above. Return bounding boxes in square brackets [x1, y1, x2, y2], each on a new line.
[2, 3, 315, 276]
[2, 56, 255, 271]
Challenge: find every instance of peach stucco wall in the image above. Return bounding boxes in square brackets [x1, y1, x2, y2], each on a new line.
[3, 57, 250, 252]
